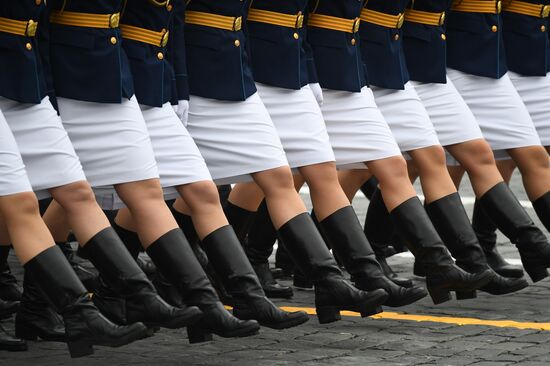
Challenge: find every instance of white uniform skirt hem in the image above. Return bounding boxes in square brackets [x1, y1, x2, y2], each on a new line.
[0, 96, 86, 200]
[256, 83, 335, 168]
[371, 82, 441, 153]
[321, 86, 401, 169]
[411, 77, 483, 147]
[447, 69, 541, 153]
[0, 110, 33, 196]
[186, 92, 288, 185]
[508, 71, 550, 147]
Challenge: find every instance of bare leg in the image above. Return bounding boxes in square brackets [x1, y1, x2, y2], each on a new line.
[408, 145, 457, 204]
[506, 146, 550, 200]
[446, 139, 504, 197]
[337, 169, 373, 202]
[0, 193, 55, 264]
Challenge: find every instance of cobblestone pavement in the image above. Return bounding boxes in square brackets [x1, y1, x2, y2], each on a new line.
[2, 173, 550, 365]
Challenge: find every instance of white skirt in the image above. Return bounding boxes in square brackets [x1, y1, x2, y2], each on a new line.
[321, 87, 402, 169]
[508, 71, 550, 147]
[186, 92, 289, 185]
[255, 83, 335, 169]
[411, 77, 483, 147]
[371, 82, 441, 152]
[0, 109, 32, 196]
[0, 97, 86, 199]
[57, 96, 159, 188]
[141, 102, 212, 199]
[447, 69, 541, 155]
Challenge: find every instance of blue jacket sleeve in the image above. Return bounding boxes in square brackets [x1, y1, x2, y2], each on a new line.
[38, 4, 58, 112]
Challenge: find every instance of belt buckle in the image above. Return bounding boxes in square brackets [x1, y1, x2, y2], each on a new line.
[397, 13, 405, 28]
[439, 12, 446, 26]
[542, 5, 550, 17]
[26, 19, 38, 37]
[109, 13, 120, 28]
[161, 30, 170, 47]
[353, 17, 361, 33]
[496, 0, 502, 13]
[233, 16, 242, 31]
[296, 12, 304, 28]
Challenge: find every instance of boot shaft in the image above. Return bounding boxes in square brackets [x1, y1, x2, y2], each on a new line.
[223, 201, 256, 242]
[170, 206, 199, 245]
[23, 246, 88, 314]
[364, 188, 394, 257]
[425, 193, 488, 271]
[472, 199, 498, 251]
[276, 213, 342, 283]
[243, 200, 277, 264]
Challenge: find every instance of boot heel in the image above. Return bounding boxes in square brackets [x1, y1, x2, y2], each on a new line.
[428, 287, 451, 305]
[187, 327, 213, 344]
[360, 306, 383, 318]
[456, 291, 476, 300]
[15, 322, 39, 341]
[67, 340, 94, 358]
[526, 266, 549, 283]
[316, 306, 341, 324]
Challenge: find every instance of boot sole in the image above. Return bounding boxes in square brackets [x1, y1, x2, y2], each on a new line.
[140, 311, 203, 330]
[0, 343, 28, 352]
[316, 291, 389, 324]
[525, 265, 550, 283]
[257, 314, 309, 330]
[68, 325, 149, 358]
[15, 322, 66, 342]
[384, 290, 428, 307]
[481, 280, 529, 296]
[264, 288, 294, 299]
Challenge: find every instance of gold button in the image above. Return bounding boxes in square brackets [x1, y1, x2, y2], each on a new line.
[351, 38, 356, 45]
[491, 25, 498, 32]
[293, 33, 299, 40]
[441, 33, 446, 40]
[35, 0, 42, 5]
[234, 39, 240, 47]
[394, 34, 400, 41]
[541, 25, 547, 32]
[157, 52, 164, 60]
[110, 36, 117, 45]
[167, 4, 173, 11]
[25, 42, 32, 51]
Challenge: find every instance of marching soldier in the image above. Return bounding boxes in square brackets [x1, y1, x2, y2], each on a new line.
[231, 0, 427, 308]
[106, 0, 308, 332]
[443, 0, 550, 282]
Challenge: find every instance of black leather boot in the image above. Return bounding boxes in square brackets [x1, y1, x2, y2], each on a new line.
[390, 197, 495, 304]
[0, 298, 18, 319]
[223, 201, 256, 241]
[169, 206, 234, 305]
[425, 193, 528, 299]
[365, 189, 414, 287]
[15, 270, 66, 342]
[317, 207, 427, 307]
[201, 225, 309, 329]
[472, 199, 524, 278]
[56, 241, 99, 291]
[478, 182, 550, 282]
[24, 246, 148, 358]
[146, 229, 260, 343]
[84, 227, 202, 330]
[277, 213, 388, 323]
[0, 246, 22, 301]
[533, 191, 550, 232]
[244, 200, 293, 298]
[0, 324, 27, 352]
[359, 176, 379, 199]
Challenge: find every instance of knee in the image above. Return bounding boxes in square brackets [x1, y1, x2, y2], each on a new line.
[414, 146, 448, 175]
[303, 165, 339, 191]
[380, 156, 409, 181]
[59, 181, 96, 206]
[258, 167, 295, 195]
[518, 147, 550, 173]
[185, 181, 221, 209]
[135, 180, 165, 202]
[2, 192, 40, 219]
[461, 142, 496, 171]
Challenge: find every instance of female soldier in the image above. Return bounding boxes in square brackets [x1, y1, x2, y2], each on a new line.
[451, 0, 550, 278]
[235, 0, 427, 308]
[44, 0, 258, 342]
[109, 0, 308, 331]
[0, 0, 199, 343]
[443, 0, 550, 282]
[238, 0, 494, 305]
[387, 0, 529, 294]
[0, 106, 148, 357]
[171, 0, 390, 325]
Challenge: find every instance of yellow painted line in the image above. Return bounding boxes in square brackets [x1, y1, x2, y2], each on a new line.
[225, 306, 550, 331]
